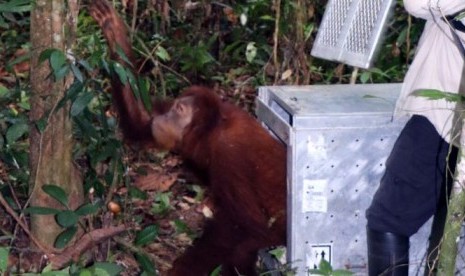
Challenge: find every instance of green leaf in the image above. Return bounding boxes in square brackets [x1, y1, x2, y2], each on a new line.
[455, 12, 465, 20]
[268, 247, 285, 259]
[173, 219, 191, 235]
[23, 206, 60, 215]
[39, 48, 58, 64]
[245, 42, 257, 63]
[0, 247, 8, 272]
[414, 89, 461, 102]
[56, 210, 79, 228]
[78, 59, 93, 72]
[126, 69, 140, 99]
[55, 226, 78, 249]
[112, 62, 127, 85]
[78, 269, 93, 276]
[135, 253, 157, 275]
[70, 64, 84, 83]
[54, 65, 70, 81]
[56, 81, 84, 111]
[359, 71, 370, 84]
[318, 259, 332, 273]
[128, 187, 148, 200]
[210, 266, 222, 276]
[42, 184, 68, 207]
[50, 50, 66, 72]
[135, 225, 159, 246]
[0, 85, 8, 97]
[75, 203, 99, 216]
[332, 269, 355, 276]
[115, 45, 132, 66]
[156, 46, 170, 61]
[35, 118, 47, 133]
[71, 92, 94, 117]
[41, 270, 70, 276]
[306, 270, 325, 275]
[0, 0, 31, 13]
[259, 15, 274, 21]
[6, 122, 28, 144]
[139, 77, 152, 111]
[92, 262, 123, 276]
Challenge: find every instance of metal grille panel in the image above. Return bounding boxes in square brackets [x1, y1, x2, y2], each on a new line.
[319, 0, 353, 47]
[311, 0, 394, 68]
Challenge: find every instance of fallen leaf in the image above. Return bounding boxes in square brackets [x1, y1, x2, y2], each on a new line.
[201, 205, 213, 218]
[135, 171, 178, 192]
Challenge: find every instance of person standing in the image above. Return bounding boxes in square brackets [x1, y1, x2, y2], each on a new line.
[366, 1, 465, 274]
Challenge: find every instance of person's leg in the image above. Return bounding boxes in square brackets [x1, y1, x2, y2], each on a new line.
[366, 115, 457, 275]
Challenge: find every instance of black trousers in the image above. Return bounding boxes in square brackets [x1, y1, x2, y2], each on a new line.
[366, 115, 458, 237]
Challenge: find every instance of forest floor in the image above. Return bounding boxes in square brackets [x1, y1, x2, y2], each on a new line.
[0, 74, 263, 275]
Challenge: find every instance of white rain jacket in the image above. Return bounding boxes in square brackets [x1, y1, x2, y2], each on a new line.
[395, 0, 465, 144]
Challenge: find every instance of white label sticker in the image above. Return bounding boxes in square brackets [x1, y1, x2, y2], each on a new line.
[303, 179, 328, 213]
[307, 244, 332, 269]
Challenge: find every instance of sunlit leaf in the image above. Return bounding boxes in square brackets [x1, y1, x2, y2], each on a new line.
[0, 247, 9, 272]
[268, 247, 285, 259]
[318, 259, 332, 273]
[156, 46, 170, 61]
[245, 42, 257, 63]
[414, 89, 461, 102]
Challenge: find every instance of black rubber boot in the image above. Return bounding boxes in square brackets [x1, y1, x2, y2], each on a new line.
[367, 227, 409, 276]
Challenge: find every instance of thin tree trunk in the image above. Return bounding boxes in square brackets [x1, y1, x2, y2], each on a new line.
[29, 0, 83, 248]
[437, 124, 465, 275]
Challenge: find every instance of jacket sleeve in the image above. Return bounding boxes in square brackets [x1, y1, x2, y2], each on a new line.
[403, 0, 465, 19]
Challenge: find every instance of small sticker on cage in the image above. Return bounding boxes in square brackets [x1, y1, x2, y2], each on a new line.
[303, 179, 328, 213]
[307, 135, 327, 160]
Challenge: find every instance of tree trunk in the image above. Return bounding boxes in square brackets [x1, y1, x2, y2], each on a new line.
[29, 0, 83, 248]
[437, 125, 465, 275]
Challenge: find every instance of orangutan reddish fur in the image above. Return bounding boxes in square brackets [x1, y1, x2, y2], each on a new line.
[89, 1, 286, 275]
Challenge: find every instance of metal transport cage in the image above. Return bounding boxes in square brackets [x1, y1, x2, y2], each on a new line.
[255, 83, 436, 275]
[311, 0, 395, 68]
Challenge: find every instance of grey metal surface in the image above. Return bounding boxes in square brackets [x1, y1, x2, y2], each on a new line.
[256, 83, 435, 275]
[311, 0, 395, 68]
